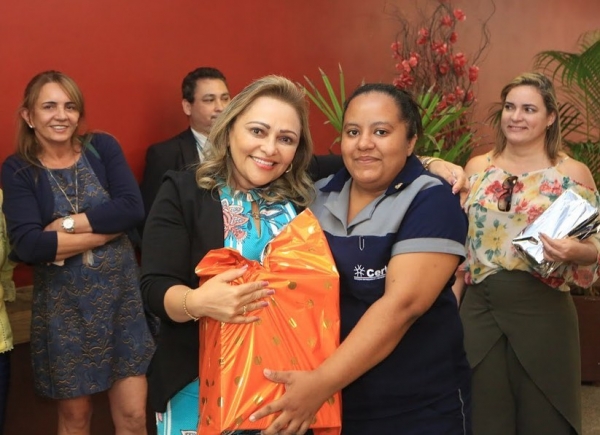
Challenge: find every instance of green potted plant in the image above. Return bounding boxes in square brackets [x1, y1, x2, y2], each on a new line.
[534, 29, 600, 382]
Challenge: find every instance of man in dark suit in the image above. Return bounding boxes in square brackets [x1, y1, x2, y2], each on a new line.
[140, 67, 231, 216]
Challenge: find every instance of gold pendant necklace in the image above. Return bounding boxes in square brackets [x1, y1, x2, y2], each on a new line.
[43, 161, 79, 214]
[247, 200, 263, 221]
[247, 211, 262, 220]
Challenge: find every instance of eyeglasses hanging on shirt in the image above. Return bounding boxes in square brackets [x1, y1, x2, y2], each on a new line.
[497, 175, 519, 212]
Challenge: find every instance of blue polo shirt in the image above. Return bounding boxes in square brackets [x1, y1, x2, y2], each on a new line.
[311, 155, 469, 420]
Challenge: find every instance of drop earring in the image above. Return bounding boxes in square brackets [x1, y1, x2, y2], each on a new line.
[285, 163, 293, 174]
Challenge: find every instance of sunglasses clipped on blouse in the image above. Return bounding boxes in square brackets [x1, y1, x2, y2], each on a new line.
[497, 175, 519, 212]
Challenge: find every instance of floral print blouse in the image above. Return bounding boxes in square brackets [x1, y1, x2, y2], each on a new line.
[220, 185, 297, 262]
[464, 156, 600, 292]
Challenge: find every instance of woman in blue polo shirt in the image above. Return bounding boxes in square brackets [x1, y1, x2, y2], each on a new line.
[251, 84, 471, 434]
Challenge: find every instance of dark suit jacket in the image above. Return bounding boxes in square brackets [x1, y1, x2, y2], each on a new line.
[140, 128, 199, 217]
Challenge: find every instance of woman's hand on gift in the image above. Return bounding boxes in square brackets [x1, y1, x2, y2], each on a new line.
[249, 369, 332, 435]
[539, 233, 599, 265]
[193, 267, 274, 323]
[165, 266, 274, 323]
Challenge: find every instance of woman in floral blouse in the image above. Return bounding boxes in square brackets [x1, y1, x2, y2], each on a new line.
[456, 72, 600, 435]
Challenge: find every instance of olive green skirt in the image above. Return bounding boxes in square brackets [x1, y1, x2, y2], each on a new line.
[460, 270, 581, 434]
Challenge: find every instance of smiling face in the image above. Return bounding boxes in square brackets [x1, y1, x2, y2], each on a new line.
[341, 92, 416, 195]
[183, 78, 231, 135]
[501, 85, 556, 149]
[22, 82, 81, 149]
[228, 96, 301, 191]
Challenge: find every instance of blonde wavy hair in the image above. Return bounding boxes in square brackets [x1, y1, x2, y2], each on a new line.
[196, 75, 314, 208]
[494, 72, 562, 163]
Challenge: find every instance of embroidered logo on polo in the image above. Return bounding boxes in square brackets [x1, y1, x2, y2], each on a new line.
[353, 264, 387, 281]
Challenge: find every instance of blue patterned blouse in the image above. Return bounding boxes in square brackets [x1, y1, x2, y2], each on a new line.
[220, 185, 297, 262]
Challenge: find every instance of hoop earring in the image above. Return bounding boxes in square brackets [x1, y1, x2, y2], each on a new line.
[285, 163, 293, 174]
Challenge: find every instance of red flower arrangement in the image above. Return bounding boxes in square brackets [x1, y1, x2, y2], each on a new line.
[389, 0, 493, 163]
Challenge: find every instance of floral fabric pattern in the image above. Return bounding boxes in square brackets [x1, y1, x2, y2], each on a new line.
[464, 159, 600, 291]
[220, 186, 297, 262]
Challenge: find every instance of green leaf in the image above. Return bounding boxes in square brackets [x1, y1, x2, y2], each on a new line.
[302, 76, 338, 126]
[302, 66, 347, 134]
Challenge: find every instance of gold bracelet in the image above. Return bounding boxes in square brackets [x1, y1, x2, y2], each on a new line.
[421, 156, 443, 171]
[183, 288, 199, 322]
[419, 155, 430, 167]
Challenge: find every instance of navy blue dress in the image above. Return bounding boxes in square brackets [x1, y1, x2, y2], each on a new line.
[31, 155, 154, 399]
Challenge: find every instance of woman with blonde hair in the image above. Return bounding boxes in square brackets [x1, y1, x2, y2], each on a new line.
[456, 72, 600, 434]
[141, 75, 316, 435]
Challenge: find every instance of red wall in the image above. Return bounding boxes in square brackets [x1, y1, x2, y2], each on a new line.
[0, 0, 402, 172]
[1, 0, 598, 285]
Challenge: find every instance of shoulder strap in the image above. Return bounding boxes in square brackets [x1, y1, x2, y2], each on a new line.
[82, 134, 100, 160]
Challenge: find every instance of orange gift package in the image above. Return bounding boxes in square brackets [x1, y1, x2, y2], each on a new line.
[195, 209, 341, 435]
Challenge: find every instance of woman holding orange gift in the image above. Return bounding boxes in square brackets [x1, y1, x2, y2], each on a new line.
[250, 84, 471, 435]
[141, 75, 468, 435]
[141, 75, 317, 435]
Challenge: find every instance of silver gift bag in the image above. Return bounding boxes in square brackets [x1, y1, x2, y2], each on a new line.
[512, 189, 600, 277]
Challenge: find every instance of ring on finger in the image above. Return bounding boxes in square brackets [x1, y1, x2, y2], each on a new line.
[242, 305, 248, 316]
